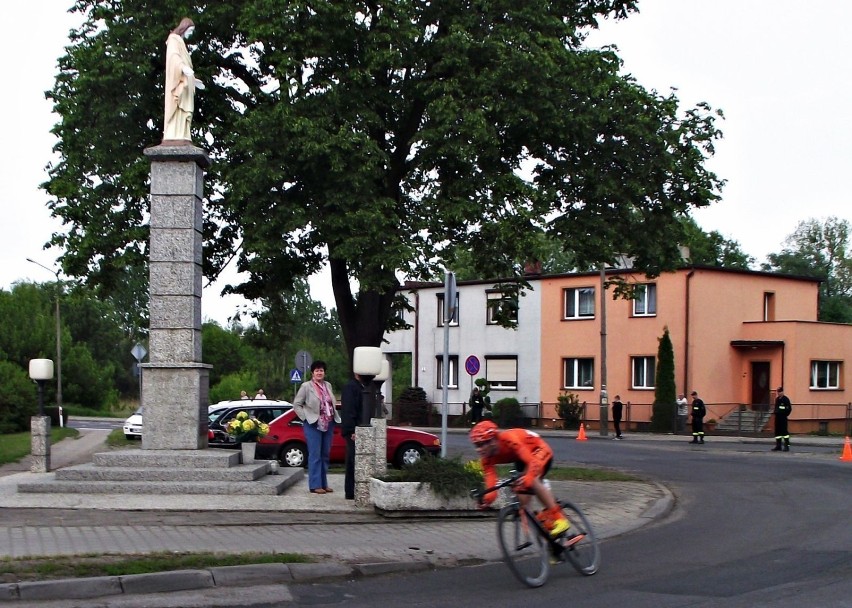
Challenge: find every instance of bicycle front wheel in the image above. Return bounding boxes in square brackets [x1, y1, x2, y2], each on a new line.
[496, 505, 550, 588]
[560, 500, 601, 576]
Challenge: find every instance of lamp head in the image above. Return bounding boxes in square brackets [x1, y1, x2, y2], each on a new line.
[29, 359, 54, 381]
[353, 347, 382, 376]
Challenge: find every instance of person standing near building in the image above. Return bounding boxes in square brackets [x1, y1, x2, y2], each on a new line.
[611, 395, 623, 439]
[676, 393, 689, 433]
[341, 372, 366, 499]
[469, 387, 486, 424]
[772, 387, 792, 452]
[689, 391, 706, 444]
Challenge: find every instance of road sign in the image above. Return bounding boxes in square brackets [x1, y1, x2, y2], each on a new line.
[445, 272, 457, 322]
[289, 369, 303, 384]
[465, 355, 481, 376]
[131, 343, 147, 362]
[295, 350, 313, 375]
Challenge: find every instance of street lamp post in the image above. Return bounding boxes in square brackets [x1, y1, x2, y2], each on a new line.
[28, 358, 54, 473]
[26, 259, 62, 414]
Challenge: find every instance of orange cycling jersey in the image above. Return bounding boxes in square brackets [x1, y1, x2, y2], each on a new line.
[480, 428, 553, 505]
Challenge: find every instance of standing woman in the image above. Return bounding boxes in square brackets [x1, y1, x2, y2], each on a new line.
[294, 361, 340, 494]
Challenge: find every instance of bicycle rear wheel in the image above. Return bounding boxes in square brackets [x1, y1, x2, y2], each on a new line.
[559, 500, 601, 575]
[496, 505, 550, 587]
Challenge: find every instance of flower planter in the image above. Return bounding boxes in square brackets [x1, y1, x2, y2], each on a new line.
[370, 478, 480, 515]
[241, 441, 256, 463]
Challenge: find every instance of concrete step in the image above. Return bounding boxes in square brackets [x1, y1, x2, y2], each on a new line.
[93, 449, 240, 469]
[17, 468, 304, 496]
[55, 462, 272, 483]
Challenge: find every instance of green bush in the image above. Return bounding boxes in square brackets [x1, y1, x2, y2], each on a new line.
[493, 397, 523, 428]
[379, 455, 483, 499]
[210, 371, 261, 404]
[395, 386, 434, 426]
[0, 361, 37, 433]
[556, 391, 583, 430]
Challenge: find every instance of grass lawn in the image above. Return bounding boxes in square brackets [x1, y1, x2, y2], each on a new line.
[0, 427, 79, 467]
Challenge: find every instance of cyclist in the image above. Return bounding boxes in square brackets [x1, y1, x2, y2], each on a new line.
[470, 420, 581, 543]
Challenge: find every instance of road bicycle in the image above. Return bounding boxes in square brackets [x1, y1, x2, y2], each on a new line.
[473, 474, 601, 588]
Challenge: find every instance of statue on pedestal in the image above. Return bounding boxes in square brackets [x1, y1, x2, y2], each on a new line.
[163, 17, 204, 143]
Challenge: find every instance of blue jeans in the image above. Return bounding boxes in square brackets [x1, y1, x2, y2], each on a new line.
[303, 420, 334, 490]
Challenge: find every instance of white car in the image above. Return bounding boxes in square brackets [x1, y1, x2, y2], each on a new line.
[208, 398, 293, 413]
[123, 407, 143, 440]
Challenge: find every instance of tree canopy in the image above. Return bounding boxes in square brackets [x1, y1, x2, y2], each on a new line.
[44, 0, 724, 360]
[762, 216, 852, 323]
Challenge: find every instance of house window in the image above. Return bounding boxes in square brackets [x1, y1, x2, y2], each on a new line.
[436, 355, 459, 389]
[486, 291, 519, 325]
[763, 292, 775, 322]
[810, 360, 840, 389]
[485, 356, 518, 390]
[564, 287, 595, 319]
[633, 284, 657, 316]
[437, 293, 459, 327]
[632, 356, 656, 389]
[563, 358, 594, 389]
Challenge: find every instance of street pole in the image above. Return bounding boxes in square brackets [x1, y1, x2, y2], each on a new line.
[599, 265, 608, 436]
[27, 258, 62, 412]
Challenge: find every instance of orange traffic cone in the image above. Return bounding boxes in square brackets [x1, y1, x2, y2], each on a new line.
[576, 423, 588, 441]
[840, 436, 852, 462]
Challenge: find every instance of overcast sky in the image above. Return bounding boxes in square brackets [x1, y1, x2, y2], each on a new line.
[2, 0, 850, 326]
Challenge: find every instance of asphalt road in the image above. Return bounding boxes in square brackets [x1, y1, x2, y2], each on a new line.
[283, 435, 852, 607]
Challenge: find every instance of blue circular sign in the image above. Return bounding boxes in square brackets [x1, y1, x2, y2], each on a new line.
[464, 355, 480, 376]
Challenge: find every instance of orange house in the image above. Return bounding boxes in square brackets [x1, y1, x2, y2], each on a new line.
[540, 266, 850, 433]
[385, 266, 851, 434]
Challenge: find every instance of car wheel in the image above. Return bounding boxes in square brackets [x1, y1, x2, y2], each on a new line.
[394, 443, 425, 468]
[279, 442, 308, 468]
[124, 434, 134, 440]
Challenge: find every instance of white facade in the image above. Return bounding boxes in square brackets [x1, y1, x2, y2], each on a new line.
[383, 279, 542, 413]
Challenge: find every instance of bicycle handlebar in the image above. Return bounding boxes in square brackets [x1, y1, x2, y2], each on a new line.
[470, 472, 523, 501]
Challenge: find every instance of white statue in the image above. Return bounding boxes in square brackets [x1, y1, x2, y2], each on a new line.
[163, 18, 205, 142]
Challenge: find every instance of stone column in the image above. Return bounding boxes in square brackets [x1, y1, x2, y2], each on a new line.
[354, 426, 376, 507]
[372, 418, 387, 477]
[30, 416, 51, 473]
[141, 144, 212, 450]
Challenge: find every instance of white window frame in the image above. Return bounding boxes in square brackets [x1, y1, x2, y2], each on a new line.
[436, 293, 459, 327]
[563, 358, 594, 390]
[632, 356, 656, 389]
[436, 355, 459, 389]
[564, 287, 595, 319]
[810, 360, 840, 389]
[633, 283, 657, 317]
[486, 291, 519, 325]
[485, 356, 518, 390]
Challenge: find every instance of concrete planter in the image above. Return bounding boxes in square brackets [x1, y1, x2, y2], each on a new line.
[370, 478, 479, 514]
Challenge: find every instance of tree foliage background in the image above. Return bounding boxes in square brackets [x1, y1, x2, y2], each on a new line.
[762, 217, 852, 323]
[44, 0, 725, 363]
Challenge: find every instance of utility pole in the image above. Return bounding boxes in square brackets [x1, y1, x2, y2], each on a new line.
[26, 258, 62, 411]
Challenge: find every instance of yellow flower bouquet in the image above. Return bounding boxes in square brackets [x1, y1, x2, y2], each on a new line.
[226, 411, 270, 443]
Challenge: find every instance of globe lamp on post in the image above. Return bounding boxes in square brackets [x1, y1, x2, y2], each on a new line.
[353, 347, 382, 426]
[28, 358, 54, 473]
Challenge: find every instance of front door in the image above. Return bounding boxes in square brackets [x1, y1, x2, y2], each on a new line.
[751, 362, 771, 411]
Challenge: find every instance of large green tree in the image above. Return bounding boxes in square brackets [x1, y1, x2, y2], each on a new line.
[762, 217, 852, 323]
[44, 0, 724, 362]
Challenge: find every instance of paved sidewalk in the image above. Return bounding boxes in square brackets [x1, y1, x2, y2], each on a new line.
[0, 426, 843, 605]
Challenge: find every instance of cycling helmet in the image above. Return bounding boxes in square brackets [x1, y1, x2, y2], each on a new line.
[470, 420, 498, 443]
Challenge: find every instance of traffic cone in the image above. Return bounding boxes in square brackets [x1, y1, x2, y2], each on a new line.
[576, 423, 588, 441]
[840, 436, 852, 462]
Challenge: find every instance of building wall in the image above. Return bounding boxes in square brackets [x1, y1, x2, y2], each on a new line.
[386, 280, 542, 412]
[386, 267, 849, 430]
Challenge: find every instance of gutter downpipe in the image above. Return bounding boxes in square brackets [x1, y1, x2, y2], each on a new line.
[413, 291, 420, 388]
[684, 268, 695, 393]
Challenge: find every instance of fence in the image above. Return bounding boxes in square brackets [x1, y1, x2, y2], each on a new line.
[392, 398, 852, 436]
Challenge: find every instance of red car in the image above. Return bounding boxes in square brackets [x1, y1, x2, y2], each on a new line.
[254, 408, 441, 468]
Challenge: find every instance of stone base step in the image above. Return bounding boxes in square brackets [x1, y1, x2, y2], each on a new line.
[17, 468, 304, 495]
[92, 449, 240, 469]
[55, 462, 272, 483]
